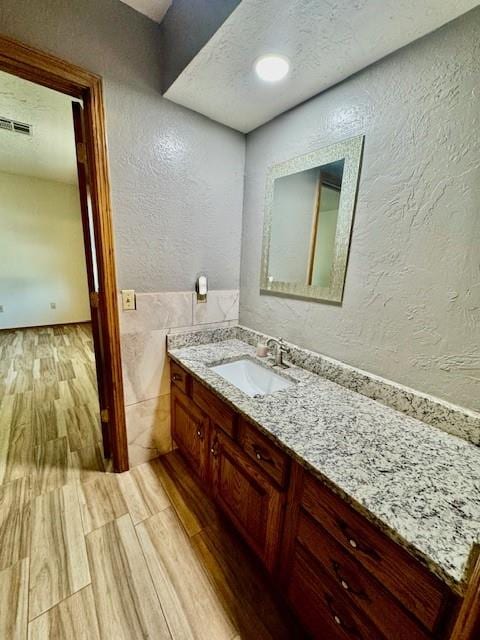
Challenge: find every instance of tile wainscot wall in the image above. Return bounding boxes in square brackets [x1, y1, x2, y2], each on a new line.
[119, 289, 239, 466]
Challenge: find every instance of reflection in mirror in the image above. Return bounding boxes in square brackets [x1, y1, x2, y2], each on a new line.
[269, 160, 344, 288]
[261, 136, 363, 303]
[309, 160, 344, 287]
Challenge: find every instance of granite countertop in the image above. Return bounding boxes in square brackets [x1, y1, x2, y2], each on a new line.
[168, 338, 480, 593]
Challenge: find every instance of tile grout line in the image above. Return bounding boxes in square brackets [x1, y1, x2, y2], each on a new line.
[130, 510, 175, 640]
[26, 584, 94, 626]
[26, 464, 33, 633]
[28, 484, 92, 623]
[25, 557, 31, 639]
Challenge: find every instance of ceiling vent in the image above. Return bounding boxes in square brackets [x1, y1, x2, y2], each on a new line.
[0, 116, 32, 136]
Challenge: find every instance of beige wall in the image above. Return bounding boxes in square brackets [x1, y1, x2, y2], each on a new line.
[0, 172, 90, 329]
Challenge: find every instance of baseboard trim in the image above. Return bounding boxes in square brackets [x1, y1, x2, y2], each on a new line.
[0, 319, 92, 332]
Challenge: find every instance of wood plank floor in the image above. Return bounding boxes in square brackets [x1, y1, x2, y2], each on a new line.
[0, 324, 304, 639]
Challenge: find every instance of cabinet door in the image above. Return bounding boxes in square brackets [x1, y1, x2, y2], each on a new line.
[211, 429, 284, 571]
[171, 386, 209, 483]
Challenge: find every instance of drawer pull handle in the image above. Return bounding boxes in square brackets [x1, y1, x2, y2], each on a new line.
[196, 430, 203, 440]
[325, 595, 359, 636]
[252, 445, 263, 461]
[172, 374, 182, 382]
[211, 440, 219, 457]
[332, 560, 369, 601]
[252, 445, 273, 465]
[337, 519, 380, 562]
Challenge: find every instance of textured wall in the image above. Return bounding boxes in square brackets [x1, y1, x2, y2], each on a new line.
[0, 0, 245, 292]
[240, 10, 480, 412]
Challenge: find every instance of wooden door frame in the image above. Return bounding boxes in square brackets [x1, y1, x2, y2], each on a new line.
[0, 34, 129, 471]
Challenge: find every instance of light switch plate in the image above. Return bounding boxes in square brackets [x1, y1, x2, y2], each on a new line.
[121, 289, 136, 311]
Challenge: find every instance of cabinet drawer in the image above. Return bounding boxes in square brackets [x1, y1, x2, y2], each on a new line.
[238, 418, 289, 487]
[170, 361, 190, 395]
[192, 379, 236, 437]
[288, 545, 383, 640]
[302, 474, 447, 631]
[297, 511, 430, 640]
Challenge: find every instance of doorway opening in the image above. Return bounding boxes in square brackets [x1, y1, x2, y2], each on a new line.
[0, 36, 127, 473]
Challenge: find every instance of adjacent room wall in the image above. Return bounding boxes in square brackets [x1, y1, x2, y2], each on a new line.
[240, 9, 480, 412]
[0, 172, 90, 329]
[0, 0, 245, 293]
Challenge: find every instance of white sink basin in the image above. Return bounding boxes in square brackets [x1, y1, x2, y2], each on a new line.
[210, 359, 294, 397]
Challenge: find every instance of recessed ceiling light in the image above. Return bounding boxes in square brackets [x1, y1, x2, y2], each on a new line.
[255, 54, 290, 83]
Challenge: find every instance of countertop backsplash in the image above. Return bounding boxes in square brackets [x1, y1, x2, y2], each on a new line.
[167, 324, 480, 447]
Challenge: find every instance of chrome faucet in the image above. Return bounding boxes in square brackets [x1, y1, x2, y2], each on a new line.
[266, 337, 289, 368]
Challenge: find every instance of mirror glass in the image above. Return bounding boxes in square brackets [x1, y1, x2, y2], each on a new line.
[269, 159, 344, 288]
[260, 136, 363, 303]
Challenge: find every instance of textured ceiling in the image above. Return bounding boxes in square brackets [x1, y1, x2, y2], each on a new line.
[0, 71, 77, 184]
[120, 0, 171, 22]
[165, 0, 480, 132]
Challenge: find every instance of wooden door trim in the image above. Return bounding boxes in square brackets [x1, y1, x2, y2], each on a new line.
[0, 34, 129, 471]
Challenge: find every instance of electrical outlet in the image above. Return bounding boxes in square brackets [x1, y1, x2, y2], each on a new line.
[121, 289, 136, 311]
[50, 302, 56, 309]
[0, 305, 3, 312]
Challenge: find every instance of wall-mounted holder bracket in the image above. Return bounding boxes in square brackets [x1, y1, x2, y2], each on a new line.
[195, 275, 208, 303]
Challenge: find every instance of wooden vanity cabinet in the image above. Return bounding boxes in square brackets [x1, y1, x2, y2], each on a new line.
[169, 360, 463, 640]
[300, 473, 448, 631]
[210, 427, 285, 572]
[280, 464, 460, 640]
[170, 362, 287, 571]
[171, 386, 210, 483]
